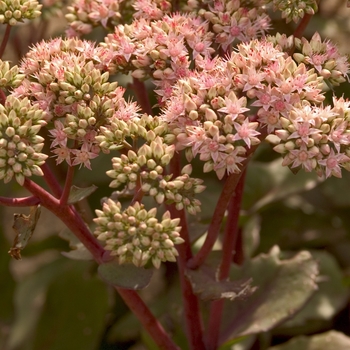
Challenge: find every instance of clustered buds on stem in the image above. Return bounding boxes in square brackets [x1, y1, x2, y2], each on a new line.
[268, 0, 318, 23]
[268, 32, 349, 86]
[94, 200, 184, 268]
[267, 99, 350, 178]
[65, 0, 122, 36]
[103, 115, 205, 215]
[0, 96, 47, 185]
[0, 0, 42, 25]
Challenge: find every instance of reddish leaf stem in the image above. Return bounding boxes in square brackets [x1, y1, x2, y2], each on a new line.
[205, 170, 247, 350]
[0, 89, 6, 105]
[0, 195, 40, 207]
[60, 165, 75, 206]
[293, 13, 314, 39]
[288, 4, 319, 56]
[131, 175, 144, 205]
[0, 24, 11, 59]
[187, 171, 243, 269]
[168, 154, 206, 350]
[132, 78, 153, 115]
[188, 128, 266, 270]
[117, 288, 180, 350]
[41, 163, 63, 198]
[23, 178, 105, 264]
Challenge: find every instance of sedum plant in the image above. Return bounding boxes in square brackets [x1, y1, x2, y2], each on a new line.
[1, 0, 350, 349]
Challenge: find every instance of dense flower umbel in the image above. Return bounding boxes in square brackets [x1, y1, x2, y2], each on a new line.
[268, 32, 350, 87]
[198, 0, 271, 51]
[102, 115, 205, 214]
[0, 0, 42, 25]
[267, 99, 350, 178]
[294, 32, 350, 87]
[94, 200, 184, 268]
[161, 38, 325, 179]
[65, 0, 123, 37]
[13, 38, 141, 170]
[102, 13, 215, 102]
[0, 96, 47, 185]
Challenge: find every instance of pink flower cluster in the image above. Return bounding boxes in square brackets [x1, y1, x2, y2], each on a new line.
[161, 38, 327, 179]
[268, 32, 350, 87]
[65, 0, 123, 36]
[270, 98, 350, 178]
[12, 38, 140, 169]
[102, 13, 215, 102]
[199, 0, 271, 51]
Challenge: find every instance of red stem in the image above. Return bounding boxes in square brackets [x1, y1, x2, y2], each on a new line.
[0, 195, 40, 207]
[288, 2, 319, 55]
[0, 24, 11, 59]
[187, 171, 243, 269]
[117, 288, 180, 350]
[131, 78, 153, 115]
[23, 178, 105, 263]
[205, 170, 247, 350]
[130, 175, 144, 205]
[0, 89, 6, 105]
[167, 154, 206, 350]
[188, 128, 266, 270]
[41, 163, 63, 198]
[293, 13, 314, 39]
[60, 165, 75, 206]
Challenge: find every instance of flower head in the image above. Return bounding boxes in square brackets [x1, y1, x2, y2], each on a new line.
[0, 0, 42, 25]
[0, 96, 47, 185]
[94, 200, 184, 268]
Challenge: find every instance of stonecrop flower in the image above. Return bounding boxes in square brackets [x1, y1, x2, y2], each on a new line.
[294, 32, 350, 87]
[198, 0, 271, 51]
[102, 13, 214, 102]
[94, 200, 184, 268]
[0, 96, 47, 185]
[0, 0, 42, 25]
[268, 32, 350, 87]
[132, 0, 171, 20]
[12, 37, 141, 170]
[267, 98, 350, 178]
[99, 114, 205, 215]
[161, 37, 326, 179]
[65, 0, 123, 37]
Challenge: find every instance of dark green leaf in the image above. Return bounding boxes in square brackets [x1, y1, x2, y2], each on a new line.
[186, 268, 255, 301]
[219, 335, 256, 350]
[244, 160, 320, 213]
[61, 248, 93, 260]
[6, 258, 67, 350]
[32, 260, 109, 350]
[277, 250, 349, 333]
[59, 228, 93, 261]
[67, 185, 98, 204]
[242, 214, 261, 258]
[221, 247, 319, 340]
[98, 260, 153, 289]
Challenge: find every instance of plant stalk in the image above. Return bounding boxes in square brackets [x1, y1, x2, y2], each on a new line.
[205, 170, 246, 349]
